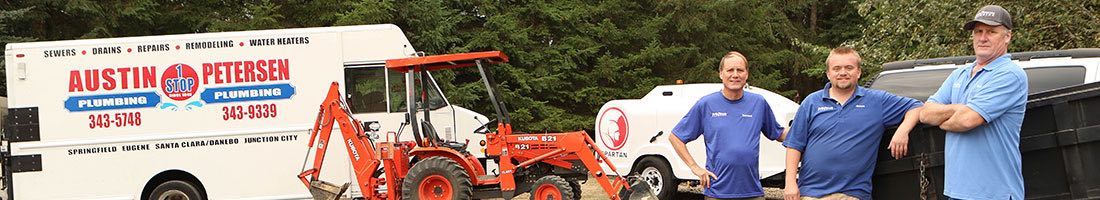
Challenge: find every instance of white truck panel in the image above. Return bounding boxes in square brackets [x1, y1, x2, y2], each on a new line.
[2, 25, 487, 200]
[596, 84, 797, 182]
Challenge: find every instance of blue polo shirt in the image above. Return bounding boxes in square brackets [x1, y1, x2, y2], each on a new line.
[928, 54, 1027, 200]
[782, 84, 922, 199]
[672, 91, 784, 198]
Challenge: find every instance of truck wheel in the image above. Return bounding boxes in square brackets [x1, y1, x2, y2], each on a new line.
[634, 157, 676, 199]
[568, 181, 582, 200]
[401, 157, 472, 200]
[529, 175, 575, 200]
[148, 180, 203, 200]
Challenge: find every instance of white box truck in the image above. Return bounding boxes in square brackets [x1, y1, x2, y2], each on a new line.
[595, 84, 799, 199]
[1, 24, 492, 200]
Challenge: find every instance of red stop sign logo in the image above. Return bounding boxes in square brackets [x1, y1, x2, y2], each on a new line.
[160, 63, 200, 101]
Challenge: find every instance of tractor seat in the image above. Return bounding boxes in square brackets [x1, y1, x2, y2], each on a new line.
[421, 121, 469, 153]
[440, 141, 468, 153]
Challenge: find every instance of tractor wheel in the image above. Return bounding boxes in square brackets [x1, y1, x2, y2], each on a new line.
[529, 175, 575, 200]
[568, 181, 582, 200]
[634, 156, 677, 199]
[401, 157, 472, 200]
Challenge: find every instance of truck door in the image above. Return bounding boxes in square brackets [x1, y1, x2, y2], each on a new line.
[344, 65, 400, 136]
[407, 71, 457, 142]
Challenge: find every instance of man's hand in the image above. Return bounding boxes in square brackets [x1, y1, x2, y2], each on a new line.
[784, 148, 802, 200]
[784, 183, 800, 200]
[690, 165, 718, 188]
[670, 134, 714, 188]
[889, 106, 922, 159]
[888, 130, 910, 159]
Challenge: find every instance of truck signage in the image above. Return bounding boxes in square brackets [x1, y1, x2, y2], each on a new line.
[60, 49, 300, 129]
[63, 58, 297, 110]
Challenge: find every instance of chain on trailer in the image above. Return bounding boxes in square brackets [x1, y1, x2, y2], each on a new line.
[917, 153, 930, 200]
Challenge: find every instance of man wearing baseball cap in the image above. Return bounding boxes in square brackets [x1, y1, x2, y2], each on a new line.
[920, 5, 1027, 199]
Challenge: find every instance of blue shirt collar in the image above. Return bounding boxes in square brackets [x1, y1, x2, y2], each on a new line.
[820, 82, 866, 101]
[965, 53, 1013, 72]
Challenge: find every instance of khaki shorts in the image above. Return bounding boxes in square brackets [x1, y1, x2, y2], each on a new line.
[704, 196, 766, 200]
[801, 193, 859, 200]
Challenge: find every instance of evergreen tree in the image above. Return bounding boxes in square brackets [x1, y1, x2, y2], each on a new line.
[0, 0, 1094, 131]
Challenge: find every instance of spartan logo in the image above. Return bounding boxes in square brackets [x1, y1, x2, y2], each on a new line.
[598, 107, 630, 150]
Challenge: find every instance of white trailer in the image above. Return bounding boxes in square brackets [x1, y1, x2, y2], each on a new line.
[595, 84, 798, 198]
[2, 24, 491, 200]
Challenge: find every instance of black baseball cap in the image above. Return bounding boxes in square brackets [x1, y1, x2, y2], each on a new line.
[964, 5, 1013, 30]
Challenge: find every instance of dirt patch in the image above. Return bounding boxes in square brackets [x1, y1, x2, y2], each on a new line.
[496, 178, 781, 199]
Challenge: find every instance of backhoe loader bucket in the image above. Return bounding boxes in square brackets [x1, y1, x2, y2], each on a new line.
[308, 180, 350, 200]
[619, 176, 659, 200]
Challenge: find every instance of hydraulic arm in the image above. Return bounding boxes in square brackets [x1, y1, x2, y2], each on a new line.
[297, 82, 414, 200]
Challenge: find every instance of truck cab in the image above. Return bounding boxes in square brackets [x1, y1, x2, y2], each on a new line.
[869, 48, 1100, 100]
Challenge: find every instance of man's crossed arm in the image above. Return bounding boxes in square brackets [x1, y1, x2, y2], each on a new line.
[919, 102, 986, 132]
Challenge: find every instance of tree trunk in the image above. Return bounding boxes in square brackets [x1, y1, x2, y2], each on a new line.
[810, 2, 817, 34]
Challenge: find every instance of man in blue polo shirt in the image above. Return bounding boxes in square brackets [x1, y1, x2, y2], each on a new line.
[919, 5, 1027, 200]
[669, 51, 787, 200]
[782, 47, 924, 200]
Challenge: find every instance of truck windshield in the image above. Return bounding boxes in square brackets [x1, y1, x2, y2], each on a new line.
[342, 66, 450, 114]
[870, 66, 1087, 101]
[1025, 66, 1087, 93]
[869, 69, 953, 101]
[387, 70, 448, 112]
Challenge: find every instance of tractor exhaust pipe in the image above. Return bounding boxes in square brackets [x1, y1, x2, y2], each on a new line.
[308, 180, 350, 200]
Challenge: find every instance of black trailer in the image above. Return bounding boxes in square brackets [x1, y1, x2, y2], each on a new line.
[870, 49, 1100, 200]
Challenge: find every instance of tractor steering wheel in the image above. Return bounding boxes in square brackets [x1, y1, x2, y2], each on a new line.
[473, 119, 499, 134]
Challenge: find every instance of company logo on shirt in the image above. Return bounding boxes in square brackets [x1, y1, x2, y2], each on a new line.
[817, 106, 835, 111]
[711, 112, 728, 117]
[855, 105, 866, 108]
[597, 107, 630, 150]
[741, 114, 753, 118]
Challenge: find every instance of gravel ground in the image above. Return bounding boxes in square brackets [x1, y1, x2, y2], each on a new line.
[499, 178, 782, 200]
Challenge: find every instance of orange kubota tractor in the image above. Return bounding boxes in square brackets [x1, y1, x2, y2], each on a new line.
[297, 51, 654, 200]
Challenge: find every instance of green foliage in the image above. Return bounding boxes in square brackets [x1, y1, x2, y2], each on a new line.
[0, 0, 1095, 132]
[207, 0, 285, 31]
[854, 0, 1100, 79]
[333, 1, 395, 25]
[0, 6, 38, 96]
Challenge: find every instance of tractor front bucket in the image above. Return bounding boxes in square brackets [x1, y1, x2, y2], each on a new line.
[308, 180, 350, 200]
[619, 176, 659, 200]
